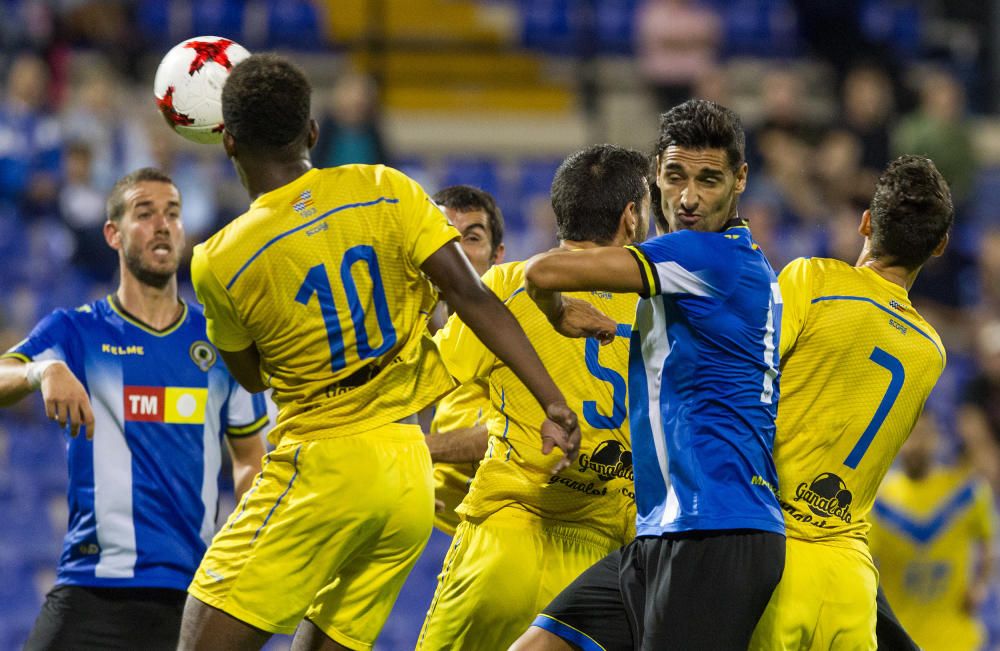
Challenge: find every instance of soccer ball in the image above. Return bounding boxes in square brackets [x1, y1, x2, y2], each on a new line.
[153, 36, 251, 144]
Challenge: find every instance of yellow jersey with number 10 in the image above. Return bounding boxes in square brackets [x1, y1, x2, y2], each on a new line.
[775, 257, 945, 553]
[191, 165, 459, 446]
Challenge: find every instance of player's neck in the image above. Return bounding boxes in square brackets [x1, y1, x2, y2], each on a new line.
[855, 243, 919, 291]
[242, 156, 313, 200]
[115, 275, 183, 330]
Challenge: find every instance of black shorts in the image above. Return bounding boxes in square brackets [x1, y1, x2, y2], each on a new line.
[875, 584, 919, 651]
[24, 584, 187, 651]
[535, 530, 785, 651]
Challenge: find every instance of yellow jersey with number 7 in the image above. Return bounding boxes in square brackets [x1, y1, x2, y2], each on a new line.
[775, 257, 945, 553]
[191, 165, 460, 446]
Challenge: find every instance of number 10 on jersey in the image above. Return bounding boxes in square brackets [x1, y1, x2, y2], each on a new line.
[294, 245, 397, 371]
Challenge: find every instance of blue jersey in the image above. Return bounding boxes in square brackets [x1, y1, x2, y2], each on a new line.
[625, 225, 784, 537]
[3, 296, 268, 590]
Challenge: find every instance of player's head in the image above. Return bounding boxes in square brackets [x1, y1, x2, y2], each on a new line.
[550, 144, 650, 246]
[899, 411, 939, 480]
[104, 167, 183, 289]
[432, 185, 505, 275]
[865, 155, 953, 270]
[653, 99, 748, 234]
[221, 53, 318, 164]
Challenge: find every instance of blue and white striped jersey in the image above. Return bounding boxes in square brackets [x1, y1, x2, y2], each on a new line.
[625, 224, 784, 537]
[4, 296, 268, 590]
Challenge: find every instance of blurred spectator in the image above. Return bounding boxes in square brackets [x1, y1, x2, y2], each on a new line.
[0, 53, 62, 215]
[60, 60, 154, 192]
[149, 130, 221, 246]
[313, 70, 388, 167]
[974, 228, 1000, 318]
[634, 0, 721, 111]
[813, 129, 875, 209]
[58, 141, 116, 282]
[893, 69, 977, 205]
[870, 411, 995, 651]
[957, 321, 1000, 493]
[840, 64, 895, 172]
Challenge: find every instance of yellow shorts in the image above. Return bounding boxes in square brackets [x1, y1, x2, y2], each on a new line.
[750, 537, 877, 651]
[416, 506, 620, 651]
[188, 423, 434, 651]
[432, 462, 476, 536]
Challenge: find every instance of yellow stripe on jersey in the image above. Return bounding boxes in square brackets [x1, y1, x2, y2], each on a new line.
[433, 260, 636, 543]
[775, 257, 946, 552]
[624, 245, 659, 298]
[227, 414, 270, 438]
[192, 165, 460, 446]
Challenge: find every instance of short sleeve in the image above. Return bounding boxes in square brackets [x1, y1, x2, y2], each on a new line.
[224, 382, 269, 438]
[432, 266, 504, 384]
[191, 244, 254, 352]
[3, 309, 72, 363]
[626, 231, 728, 299]
[777, 258, 815, 358]
[384, 167, 460, 267]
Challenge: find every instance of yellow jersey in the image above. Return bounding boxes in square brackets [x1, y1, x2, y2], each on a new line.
[191, 165, 459, 446]
[430, 378, 490, 536]
[434, 260, 636, 543]
[775, 257, 946, 552]
[870, 466, 995, 651]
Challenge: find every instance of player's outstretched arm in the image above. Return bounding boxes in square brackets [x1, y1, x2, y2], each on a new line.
[426, 424, 489, 464]
[0, 358, 94, 438]
[525, 247, 642, 339]
[422, 242, 581, 470]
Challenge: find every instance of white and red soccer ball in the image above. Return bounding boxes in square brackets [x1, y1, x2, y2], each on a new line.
[153, 36, 251, 144]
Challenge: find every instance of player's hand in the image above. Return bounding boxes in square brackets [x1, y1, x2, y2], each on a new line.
[963, 581, 988, 613]
[540, 401, 582, 473]
[40, 362, 95, 439]
[550, 297, 617, 344]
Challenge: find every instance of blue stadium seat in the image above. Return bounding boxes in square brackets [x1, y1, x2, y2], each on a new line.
[440, 157, 503, 205]
[596, 0, 639, 55]
[192, 0, 246, 41]
[266, 0, 323, 50]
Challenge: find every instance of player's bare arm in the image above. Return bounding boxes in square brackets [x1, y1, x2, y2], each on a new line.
[226, 432, 266, 499]
[524, 247, 642, 340]
[0, 357, 94, 438]
[218, 344, 268, 394]
[425, 424, 489, 464]
[422, 241, 581, 470]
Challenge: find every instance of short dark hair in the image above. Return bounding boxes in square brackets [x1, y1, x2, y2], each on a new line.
[222, 53, 312, 151]
[551, 144, 649, 244]
[432, 185, 505, 255]
[654, 99, 745, 170]
[869, 155, 954, 269]
[106, 167, 176, 222]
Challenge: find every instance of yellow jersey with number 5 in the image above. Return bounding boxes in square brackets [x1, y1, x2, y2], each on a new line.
[191, 165, 459, 446]
[433, 260, 637, 543]
[775, 257, 945, 552]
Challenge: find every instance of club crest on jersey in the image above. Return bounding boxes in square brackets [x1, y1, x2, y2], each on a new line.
[292, 189, 317, 218]
[189, 341, 217, 371]
[124, 386, 208, 424]
[795, 472, 853, 523]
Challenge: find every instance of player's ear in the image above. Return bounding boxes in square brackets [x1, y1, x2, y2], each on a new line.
[733, 162, 748, 195]
[619, 201, 637, 243]
[222, 130, 236, 158]
[492, 242, 506, 265]
[931, 231, 949, 258]
[858, 209, 873, 238]
[307, 118, 319, 149]
[104, 219, 122, 250]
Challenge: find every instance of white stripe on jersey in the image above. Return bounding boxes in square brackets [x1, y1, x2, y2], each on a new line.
[199, 374, 226, 542]
[89, 358, 137, 578]
[637, 298, 678, 527]
[759, 282, 781, 404]
[653, 260, 716, 296]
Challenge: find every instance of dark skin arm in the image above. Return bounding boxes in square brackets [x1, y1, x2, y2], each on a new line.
[422, 242, 581, 470]
[219, 344, 268, 394]
[425, 424, 489, 464]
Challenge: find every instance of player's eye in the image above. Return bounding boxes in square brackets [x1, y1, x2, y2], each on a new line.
[666, 174, 684, 183]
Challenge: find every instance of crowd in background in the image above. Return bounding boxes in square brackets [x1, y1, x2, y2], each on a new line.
[0, 0, 999, 648]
